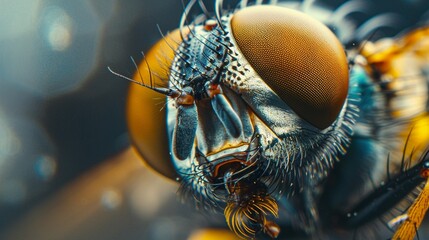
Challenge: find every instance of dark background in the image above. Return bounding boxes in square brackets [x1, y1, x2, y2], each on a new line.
[0, 0, 427, 239]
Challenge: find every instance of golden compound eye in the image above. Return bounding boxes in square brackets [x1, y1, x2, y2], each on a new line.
[230, 6, 349, 129]
[127, 29, 182, 180]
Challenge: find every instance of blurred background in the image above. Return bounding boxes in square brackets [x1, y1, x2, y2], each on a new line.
[0, 0, 428, 240]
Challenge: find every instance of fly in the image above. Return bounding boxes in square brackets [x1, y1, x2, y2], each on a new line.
[113, 0, 429, 239]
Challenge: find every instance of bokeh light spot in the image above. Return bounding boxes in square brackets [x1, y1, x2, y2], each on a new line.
[34, 155, 57, 181]
[100, 189, 122, 210]
[43, 6, 73, 51]
[0, 114, 21, 168]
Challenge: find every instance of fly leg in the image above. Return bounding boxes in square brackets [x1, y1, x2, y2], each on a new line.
[392, 172, 429, 240]
[338, 148, 429, 231]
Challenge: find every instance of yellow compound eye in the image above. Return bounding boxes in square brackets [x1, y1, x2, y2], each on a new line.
[127, 30, 182, 180]
[230, 6, 349, 129]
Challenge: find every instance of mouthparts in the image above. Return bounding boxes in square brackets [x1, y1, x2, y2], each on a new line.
[224, 180, 280, 239]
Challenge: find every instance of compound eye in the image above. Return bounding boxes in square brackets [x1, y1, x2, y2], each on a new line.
[230, 6, 349, 129]
[127, 29, 182, 180]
